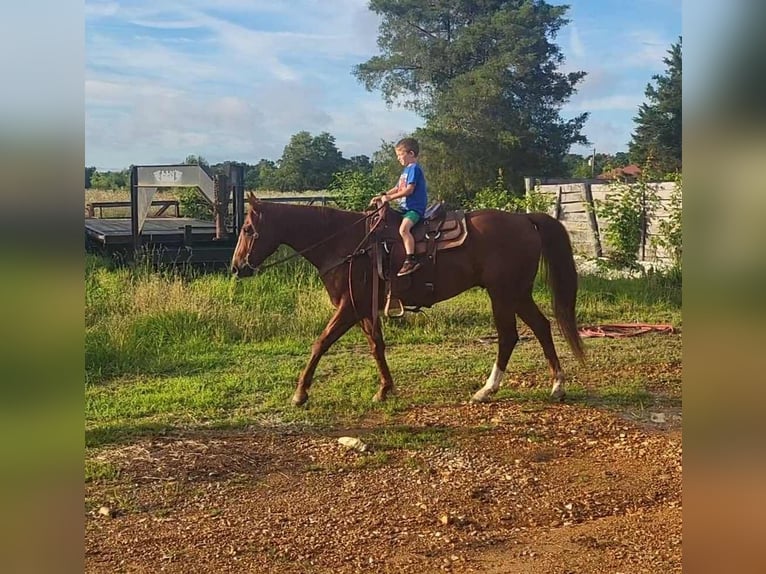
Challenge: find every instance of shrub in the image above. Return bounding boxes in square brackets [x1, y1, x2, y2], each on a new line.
[652, 172, 682, 268]
[178, 187, 213, 220]
[595, 178, 660, 269]
[470, 171, 553, 213]
[329, 170, 388, 212]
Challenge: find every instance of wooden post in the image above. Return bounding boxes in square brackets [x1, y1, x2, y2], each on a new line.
[130, 166, 140, 252]
[583, 182, 602, 258]
[227, 163, 245, 235]
[554, 187, 562, 220]
[183, 225, 193, 246]
[214, 174, 229, 240]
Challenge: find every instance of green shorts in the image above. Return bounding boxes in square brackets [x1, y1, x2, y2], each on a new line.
[400, 210, 422, 224]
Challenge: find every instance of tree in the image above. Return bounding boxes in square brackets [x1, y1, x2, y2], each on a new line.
[347, 155, 373, 173]
[254, 159, 278, 190]
[90, 169, 129, 190]
[270, 131, 346, 191]
[354, 0, 588, 203]
[85, 166, 97, 188]
[628, 38, 682, 176]
[308, 132, 346, 188]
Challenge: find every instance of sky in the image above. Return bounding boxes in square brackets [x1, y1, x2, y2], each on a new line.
[85, 0, 682, 171]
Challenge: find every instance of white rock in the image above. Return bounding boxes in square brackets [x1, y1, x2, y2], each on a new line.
[337, 436, 368, 453]
[650, 412, 667, 423]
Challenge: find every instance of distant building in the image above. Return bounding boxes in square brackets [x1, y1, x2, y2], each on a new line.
[597, 164, 642, 181]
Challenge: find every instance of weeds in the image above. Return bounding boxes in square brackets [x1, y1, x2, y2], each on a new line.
[85, 252, 681, 449]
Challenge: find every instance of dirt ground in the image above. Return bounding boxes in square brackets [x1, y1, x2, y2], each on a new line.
[85, 399, 681, 573]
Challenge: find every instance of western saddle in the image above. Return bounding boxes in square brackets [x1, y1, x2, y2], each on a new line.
[367, 201, 468, 319]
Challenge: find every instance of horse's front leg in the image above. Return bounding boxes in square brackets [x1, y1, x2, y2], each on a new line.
[292, 301, 357, 406]
[359, 317, 395, 402]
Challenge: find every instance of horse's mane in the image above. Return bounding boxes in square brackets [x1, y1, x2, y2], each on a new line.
[257, 199, 363, 225]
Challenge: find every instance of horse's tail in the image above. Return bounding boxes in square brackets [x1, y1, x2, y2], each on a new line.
[527, 213, 586, 364]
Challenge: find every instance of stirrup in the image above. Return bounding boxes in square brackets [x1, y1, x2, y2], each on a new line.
[385, 291, 405, 318]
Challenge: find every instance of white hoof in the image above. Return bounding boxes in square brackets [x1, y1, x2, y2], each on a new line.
[471, 389, 493, 403]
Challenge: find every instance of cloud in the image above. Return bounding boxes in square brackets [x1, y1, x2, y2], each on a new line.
[84, 0, 676, 168]
[567, 94, 644, 113]
[569, 23, 586, 60]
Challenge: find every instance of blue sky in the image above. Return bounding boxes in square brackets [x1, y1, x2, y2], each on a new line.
[85, 0, 682, 171]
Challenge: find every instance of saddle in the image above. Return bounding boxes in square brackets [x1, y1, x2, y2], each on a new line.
[367, 201, 468, 319]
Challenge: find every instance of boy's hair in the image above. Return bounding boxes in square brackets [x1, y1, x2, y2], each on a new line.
[395, 137, 419, 156]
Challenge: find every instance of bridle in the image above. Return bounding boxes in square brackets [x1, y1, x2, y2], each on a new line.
[239, 202, 387, 274]
[239, 224, 260, 273]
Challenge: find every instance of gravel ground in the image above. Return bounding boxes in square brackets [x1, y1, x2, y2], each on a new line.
[86, 402, 682, 573]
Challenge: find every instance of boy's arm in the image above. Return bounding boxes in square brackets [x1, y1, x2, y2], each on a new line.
[382, 183, 414, 202]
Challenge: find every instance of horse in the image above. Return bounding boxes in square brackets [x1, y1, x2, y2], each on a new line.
[231, 195, 585, 406]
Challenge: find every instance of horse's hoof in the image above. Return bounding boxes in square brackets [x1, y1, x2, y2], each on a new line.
[372, 390, 386, 402]
[470, 391, 491, 403]
[292, 390, 308, 406]
[550, 387, 566, 402]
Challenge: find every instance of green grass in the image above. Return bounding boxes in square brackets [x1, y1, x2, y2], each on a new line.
[85, 254, 682, 456]
[84, 458, 120, 482]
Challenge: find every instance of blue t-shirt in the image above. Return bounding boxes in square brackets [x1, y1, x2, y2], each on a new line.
[396, 162, 428, 216]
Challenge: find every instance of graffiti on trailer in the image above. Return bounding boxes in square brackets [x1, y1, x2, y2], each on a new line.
[153, 169, 183, 184]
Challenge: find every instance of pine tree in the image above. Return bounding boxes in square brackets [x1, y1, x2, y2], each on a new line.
[354, 0, 588, 201]
[629, 38, 682, 177]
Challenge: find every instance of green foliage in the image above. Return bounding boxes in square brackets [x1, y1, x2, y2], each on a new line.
[184, 154, 209, 168]
[85, 166, 97, 188]
[85, 252, 680, 448]
[355, 0, 589, 196]
[470, 171, 553, 213]
[176, 155, 215, 219]
[629, 38, 682, 176]
[595, 179, 661, 269]
[90, 169, 129, 190]
[652, 172, 683, 268]
[265, 131, 347, 191]
[328, 169, 387, 212]
[178, 187, 213, 220]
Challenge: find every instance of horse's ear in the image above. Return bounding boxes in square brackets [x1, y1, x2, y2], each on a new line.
[247, 192, 259, 207]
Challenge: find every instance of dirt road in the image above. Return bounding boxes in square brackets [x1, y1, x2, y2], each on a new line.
[86, 401, 681, 573]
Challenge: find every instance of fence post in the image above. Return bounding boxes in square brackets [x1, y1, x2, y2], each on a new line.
[582, 182, 602, 258]
[214, 174, 229, 240]
[130, 166, 140, 252]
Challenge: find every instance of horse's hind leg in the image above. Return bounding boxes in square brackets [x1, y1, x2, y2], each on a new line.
[293, 300, 357, 406]
[471, 293, 519, 403]
[359, 317, 395, 402]
[517, 296, 565, 401]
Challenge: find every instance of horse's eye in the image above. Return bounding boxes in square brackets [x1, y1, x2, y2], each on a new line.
[244, 226, 254, 237]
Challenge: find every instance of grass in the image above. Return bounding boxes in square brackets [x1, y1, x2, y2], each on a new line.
[85, 253, 681, 456]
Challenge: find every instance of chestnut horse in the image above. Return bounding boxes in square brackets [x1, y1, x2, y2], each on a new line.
[231, 196, 585, 406]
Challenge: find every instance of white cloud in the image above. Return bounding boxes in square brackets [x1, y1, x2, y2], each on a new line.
[567, 94, 644, 113]
[569, 23, 586, 60]
[84, 0, 677, 168]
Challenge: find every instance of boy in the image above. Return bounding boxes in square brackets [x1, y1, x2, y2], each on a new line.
[377, 137, 428, 276]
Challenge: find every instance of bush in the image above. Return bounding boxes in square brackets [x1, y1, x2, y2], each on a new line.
[653, 172, 682, 269]
[470, 171, 553, 213]
[178, 187, 213, 220]
[594, 178, 660, 269]
[329, 170, 388, 212]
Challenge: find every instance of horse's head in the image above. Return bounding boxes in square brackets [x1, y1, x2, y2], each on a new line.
[230, 194, 278, 278]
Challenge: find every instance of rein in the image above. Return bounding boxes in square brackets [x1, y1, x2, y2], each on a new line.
[243, 203, 386, 274]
